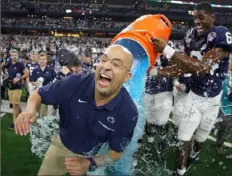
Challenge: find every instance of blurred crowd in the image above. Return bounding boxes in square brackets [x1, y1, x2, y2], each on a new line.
[1, 17, 192, 33]
[0, 35, 111, 58]
[0, 35, 184, 60]
[2, 17, 130, 30]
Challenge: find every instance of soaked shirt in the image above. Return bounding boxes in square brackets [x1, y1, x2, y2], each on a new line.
[38, 72, 138, 155]
[184, 26, 232, 97]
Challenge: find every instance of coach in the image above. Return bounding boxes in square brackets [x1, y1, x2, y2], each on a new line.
[14, 45, 138, 175]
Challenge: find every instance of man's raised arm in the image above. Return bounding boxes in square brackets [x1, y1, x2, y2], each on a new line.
[151, 37, 229, 76]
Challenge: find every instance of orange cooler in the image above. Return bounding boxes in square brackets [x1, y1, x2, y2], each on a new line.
[112, 14, 172, 67]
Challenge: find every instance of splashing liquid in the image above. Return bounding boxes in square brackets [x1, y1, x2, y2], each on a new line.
[87, 39, 149, 175]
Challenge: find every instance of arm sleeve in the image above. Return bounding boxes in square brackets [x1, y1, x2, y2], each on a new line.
[38, 74, 84, 105]
[109, 111, 138, 153]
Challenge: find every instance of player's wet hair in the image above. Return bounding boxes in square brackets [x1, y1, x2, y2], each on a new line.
[194, 2, 214, 15]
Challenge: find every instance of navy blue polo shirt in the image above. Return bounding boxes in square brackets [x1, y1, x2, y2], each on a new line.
[38, 73, 138, 155]
[31, 66, 56, 86]
[7, 61, 25, 89]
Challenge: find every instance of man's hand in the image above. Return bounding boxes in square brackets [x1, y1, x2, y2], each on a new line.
[65, 157, 90, 176]
[15, 112, 37, 136]
[151, 37, 167, 53]
[12, 77, 20, 84]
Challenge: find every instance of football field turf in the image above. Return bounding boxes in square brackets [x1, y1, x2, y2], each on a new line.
[1, 113, 232, 176]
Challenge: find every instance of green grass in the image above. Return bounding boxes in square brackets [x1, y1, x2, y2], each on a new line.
[1, 113, 42, 176]
[1, 113, 232, 176]
[136, 123, 232, 176]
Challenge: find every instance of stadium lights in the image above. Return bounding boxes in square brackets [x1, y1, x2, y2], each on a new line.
[66, 9, 72, 13]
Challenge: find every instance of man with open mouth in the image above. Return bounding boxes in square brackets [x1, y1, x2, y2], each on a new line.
[14, 44, 138, 175]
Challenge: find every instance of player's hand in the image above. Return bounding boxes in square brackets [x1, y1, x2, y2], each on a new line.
[151, 37, 167, 53]
[175, 84, 186, 92]
[202, 48, 222, 66]
[15, 112, 37, 136]
[12, 77, 20, 84]
[65, 156, 90, 175]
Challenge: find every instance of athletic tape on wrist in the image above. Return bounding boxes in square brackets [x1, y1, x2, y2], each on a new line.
[163, 45, 175, 59]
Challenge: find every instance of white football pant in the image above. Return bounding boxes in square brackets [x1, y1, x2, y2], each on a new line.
[144, 92, 173, 126]
[173, 90, 189, 127]
[177, 91, 221, 142]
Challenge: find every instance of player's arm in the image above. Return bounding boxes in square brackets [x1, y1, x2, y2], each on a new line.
[21, 67, 29, 80]
[151, 37, 229, 76]
[25, 67, 30, 82]
[26, 90, 42, 115]
[170, 52, 212, 76]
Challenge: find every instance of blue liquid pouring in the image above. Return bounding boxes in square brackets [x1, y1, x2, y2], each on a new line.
[110, 39, 149, 175]
[87, 38, 149, 175]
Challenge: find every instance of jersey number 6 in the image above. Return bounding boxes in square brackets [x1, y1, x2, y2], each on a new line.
[226, 32, 232, 44]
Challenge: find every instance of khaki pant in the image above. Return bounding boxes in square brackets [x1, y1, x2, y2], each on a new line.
[8, 89, 22, 104]
[38, 135, 84, 176]
[39, 104, 48, 118]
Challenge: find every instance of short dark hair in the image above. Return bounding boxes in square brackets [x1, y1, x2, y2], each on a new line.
[194, 2, 214, 15]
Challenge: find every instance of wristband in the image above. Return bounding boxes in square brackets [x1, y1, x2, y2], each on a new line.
[163, 45, 176, 59]
[88, 157, 97, 171]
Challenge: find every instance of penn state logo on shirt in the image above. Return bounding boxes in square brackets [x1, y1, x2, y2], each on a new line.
[207, 32, 217, 43]
[107, 116, 116, 124]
